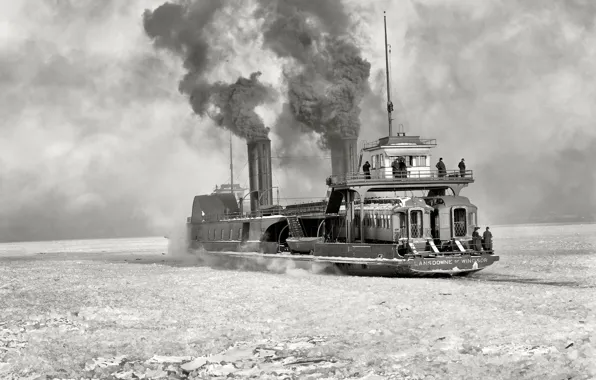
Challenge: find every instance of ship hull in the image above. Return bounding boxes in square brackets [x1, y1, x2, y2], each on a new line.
[189, 241, 499, 277]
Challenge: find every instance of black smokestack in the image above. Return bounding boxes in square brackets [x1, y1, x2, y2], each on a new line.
[247, 139, 273, 212]
[329, 137, 358, 177]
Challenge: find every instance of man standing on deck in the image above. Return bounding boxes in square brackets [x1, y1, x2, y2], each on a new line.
[391, 159, 399, 178]
[472, 226, 482, 251]
[398, 158, 407, 178]
[483, 227, 493, 251]
[436, 158, 446, 177]
[458, 158, 466, 177]
[363, 161, 371, 179]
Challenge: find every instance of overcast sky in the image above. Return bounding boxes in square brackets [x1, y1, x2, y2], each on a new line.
[0, 0, 594, 242]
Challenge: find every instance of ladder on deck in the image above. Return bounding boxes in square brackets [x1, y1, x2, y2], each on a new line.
[286, 216, 305, 238]
[428, 240, 440, 253]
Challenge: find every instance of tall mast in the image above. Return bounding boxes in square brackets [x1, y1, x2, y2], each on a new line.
[229, 131, 234, 194]
[384, 11, 394, 136]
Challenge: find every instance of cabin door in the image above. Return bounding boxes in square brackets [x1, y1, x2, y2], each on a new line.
[392, 212, 406, 241]
[430, 210, 439, 239]
[241, 222, 250, 242]
[451, 207, 468, 237]
[408, 208, 424, 238]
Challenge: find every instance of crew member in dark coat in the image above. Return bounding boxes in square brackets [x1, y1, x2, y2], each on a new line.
[483, 227, 493, 251]
[472, 226, 482, 251]
[363, 161, 371, 179]
[391, 159, 399, 178]
[458, 158, 466, 177]
[436, 158, 446, 177]
[398, 159, 407, 178]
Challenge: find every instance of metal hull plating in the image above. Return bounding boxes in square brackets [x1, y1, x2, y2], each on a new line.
[189, 240, 499, 277]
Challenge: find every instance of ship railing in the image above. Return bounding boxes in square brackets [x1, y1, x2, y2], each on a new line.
[328, 169, 474, 185]
[361, 140, 382, 150]
[423, 227, 433, 239]
[276, 198, 327, 207]
[393, 227, 407, 241]
[361, 138, 437, 150]
[199, 202, 329, 222]
[278, 204, 327, 215]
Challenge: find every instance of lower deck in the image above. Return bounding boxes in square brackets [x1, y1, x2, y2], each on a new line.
[189, 242, 499, 277]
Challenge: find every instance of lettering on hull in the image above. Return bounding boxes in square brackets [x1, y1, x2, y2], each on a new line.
[412, 257, 489, 267]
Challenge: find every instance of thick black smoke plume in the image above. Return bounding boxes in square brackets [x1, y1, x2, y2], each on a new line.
[255, 0, 372, 147]
[143, 1, 274, 141]
[195, 72, 274, 141]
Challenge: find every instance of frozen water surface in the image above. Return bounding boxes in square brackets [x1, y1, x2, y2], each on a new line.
[1, 223, 594, 286]
[471, 223, 596, 288]
[1, 223, 595, 378]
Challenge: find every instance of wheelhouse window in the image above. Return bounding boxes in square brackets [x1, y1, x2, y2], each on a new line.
[406, 156, 428, 167]
[453, 208, 467, 237]
[221, 229, 225, 240]
[394, 212, 406, 240]
[410, 210, 423, 238]
[468, 212, 476, 228]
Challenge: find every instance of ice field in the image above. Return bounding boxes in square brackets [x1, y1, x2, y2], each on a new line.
[1, 223, 595, 379]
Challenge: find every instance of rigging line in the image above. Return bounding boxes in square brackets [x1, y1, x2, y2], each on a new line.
[278, 197, 328, 200]
[272, 162, 281, 199]
[271, 155, 332, 159]
[387, 42, 401, 133]
[228, 160, 248, 188]
[387, 41, 408, 134]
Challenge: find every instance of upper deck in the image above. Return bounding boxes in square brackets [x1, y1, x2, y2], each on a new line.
[361, 135, 437, 150]
[327, 169, 474, 194]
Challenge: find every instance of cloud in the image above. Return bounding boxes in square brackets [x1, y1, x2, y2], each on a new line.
[352, 0, 596, 224]
[0, 0, 235, 241]
[1, 0, 594, 242]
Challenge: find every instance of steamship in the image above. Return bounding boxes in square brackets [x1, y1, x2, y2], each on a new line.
[184, 14, 499, 277]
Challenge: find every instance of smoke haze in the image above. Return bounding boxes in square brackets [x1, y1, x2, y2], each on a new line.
[255, 0, 372, 147]
[0, 0, 236, 241]
[397, 0, 596, 224]
[1, 0, 594, 242]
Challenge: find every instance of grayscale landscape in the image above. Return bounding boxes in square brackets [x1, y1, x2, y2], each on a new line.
[2, 223, 595, 379]
[2, 0, 596, 379]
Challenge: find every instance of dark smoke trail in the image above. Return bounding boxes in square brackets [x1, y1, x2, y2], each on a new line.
[143, 1, 273, 141]
[255, 0, 371, 148]
[143, 1, 222, 76]
[197, 72, 274, 141]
